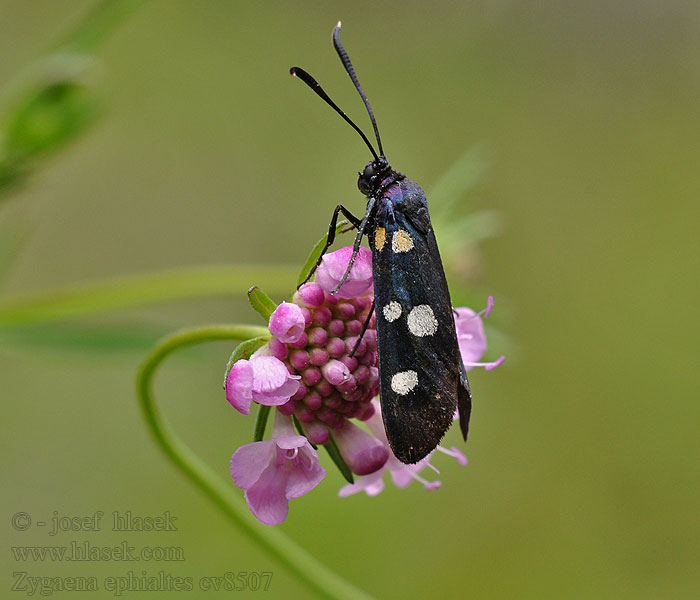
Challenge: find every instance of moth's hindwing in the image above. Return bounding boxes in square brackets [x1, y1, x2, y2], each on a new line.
[371, 178, 471, 464]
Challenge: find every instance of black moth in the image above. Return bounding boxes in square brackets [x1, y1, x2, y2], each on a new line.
[291, 23, 471, 464]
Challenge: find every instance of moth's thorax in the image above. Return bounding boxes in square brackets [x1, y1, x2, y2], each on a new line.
[372, 176, 427, 225]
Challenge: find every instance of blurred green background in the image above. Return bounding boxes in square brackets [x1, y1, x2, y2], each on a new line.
[2, 1, 698, 598]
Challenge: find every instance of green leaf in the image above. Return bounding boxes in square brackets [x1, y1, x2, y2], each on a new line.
[434, 209, 502, 250]
[4, 76, 98, 163]
[253, 405, 271, 442]
[247, 286, 277, 321]
[324, 433, 354, 484]
[0, 55, 100, 199]
[222, 335, 269, 387]
[58, 0, 151, 54]
[297, 220, 352, 287]
[428, 146, 486, 218]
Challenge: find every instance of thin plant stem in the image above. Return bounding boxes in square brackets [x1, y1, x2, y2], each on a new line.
[136, 324, 374, 600]
[0, 264, 296, 325]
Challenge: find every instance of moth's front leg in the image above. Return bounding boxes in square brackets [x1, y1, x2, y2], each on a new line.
[330, 197, 377, 294]
[298, 204, 363, 287]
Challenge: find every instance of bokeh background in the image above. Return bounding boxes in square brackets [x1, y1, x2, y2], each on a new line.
[2, 1, 698, 598]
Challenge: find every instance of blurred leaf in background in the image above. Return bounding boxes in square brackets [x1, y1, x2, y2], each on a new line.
[0, 52, 99, 195]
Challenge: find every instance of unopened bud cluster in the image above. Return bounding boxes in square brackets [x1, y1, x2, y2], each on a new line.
[272, 282, 378, 430]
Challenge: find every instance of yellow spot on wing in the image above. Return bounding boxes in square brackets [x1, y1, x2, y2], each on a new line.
[375, 227, 386, 252]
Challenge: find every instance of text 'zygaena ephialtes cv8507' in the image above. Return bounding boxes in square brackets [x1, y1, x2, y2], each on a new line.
[290, 22, 471, 464]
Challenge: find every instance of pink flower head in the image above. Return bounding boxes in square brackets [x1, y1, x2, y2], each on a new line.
[268, 302, 306, 344]
[316, 246, 373, 299]
[271, 277, 379, 432]
[230, 413, 325, 525]
[455, 296, 505, 371]
[226, 354, 301, 415]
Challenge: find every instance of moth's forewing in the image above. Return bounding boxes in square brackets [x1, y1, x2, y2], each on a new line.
[371, 178, 471, 464]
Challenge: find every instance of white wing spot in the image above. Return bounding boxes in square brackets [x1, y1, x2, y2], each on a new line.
[392, 229, 414, 253]
[407, 305, 438, 337]
[391, 370, 418, 395]
[383, 301, 402, 322]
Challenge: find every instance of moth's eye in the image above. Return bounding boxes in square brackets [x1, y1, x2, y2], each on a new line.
[363, 164, 375, 178]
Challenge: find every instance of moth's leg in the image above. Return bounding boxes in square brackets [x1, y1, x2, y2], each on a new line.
[331, 197, 376, 294]
[350, 298, 375, 357]
[298, 204, 363, 287]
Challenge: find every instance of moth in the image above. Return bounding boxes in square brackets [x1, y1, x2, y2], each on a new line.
[291, 23, 471, 464]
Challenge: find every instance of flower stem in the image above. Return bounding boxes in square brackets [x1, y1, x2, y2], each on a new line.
[137, 324, 374, 600]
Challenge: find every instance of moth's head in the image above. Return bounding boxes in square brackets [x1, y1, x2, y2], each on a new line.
[358, 156, 391, 196]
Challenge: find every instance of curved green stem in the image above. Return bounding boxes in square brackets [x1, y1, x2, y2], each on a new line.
[137, 324, 374, 600]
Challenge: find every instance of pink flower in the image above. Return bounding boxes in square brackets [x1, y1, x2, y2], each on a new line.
[230, 413, 325, 525]
[315, 246, 373, 299]
[268, 302, 306, 344]
[338, 400, 467, 497]
[226, 354, 301, 415]
[332, 419, 390, 475]
[455, 296, 505, 371]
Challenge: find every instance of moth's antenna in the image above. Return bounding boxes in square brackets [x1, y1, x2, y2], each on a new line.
[332, 22, 385, 158]
[290, 66, 379, 161]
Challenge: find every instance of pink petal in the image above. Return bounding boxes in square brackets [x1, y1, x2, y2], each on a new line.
[483, 295, 495, 318]
[273, 433, 308, 451]
[390, 460, 428, 489]
[464, 356, 506, 371]
[338, 468, 386, 497]
[225, 360, 254, 415]
[444, 446, 468, 466]
[230, 440, 276, 489]
[285, 443, 326, 499]
[243, 462, 291, 526]
[250, 356, 301, 405]
[333, 420, 390, 475]
[316, 246, 373, 299]
[485, 356, 506, 371]
[454, 307, 488, 364]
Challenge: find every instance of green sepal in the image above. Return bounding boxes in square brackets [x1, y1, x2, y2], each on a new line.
[324, 432, 354, 484]
[222, 335, 269, 388]
[247, 286, 277, 322]
[253, 405, 271, 442]
[296, 220, 352, 287]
